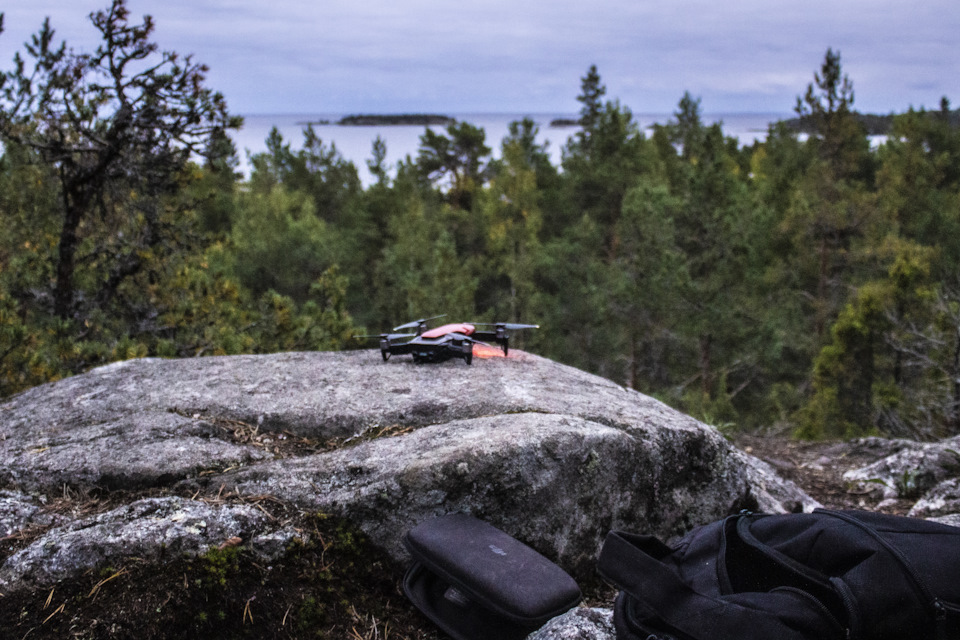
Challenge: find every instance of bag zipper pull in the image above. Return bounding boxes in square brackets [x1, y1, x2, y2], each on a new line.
[933, 598, 946, 620]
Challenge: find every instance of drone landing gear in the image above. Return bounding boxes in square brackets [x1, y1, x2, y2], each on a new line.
[381, 349, 391, 362]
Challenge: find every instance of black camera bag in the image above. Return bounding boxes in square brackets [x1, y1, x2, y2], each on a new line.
[403, 514, 581, 640]
[598, 508, 960, 640]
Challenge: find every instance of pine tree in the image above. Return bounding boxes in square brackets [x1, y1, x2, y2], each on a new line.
[0, 0, 240, 321]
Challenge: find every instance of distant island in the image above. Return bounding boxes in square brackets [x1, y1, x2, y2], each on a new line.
[781, 107, 960, 136]
[337, 114, 455, 126]
[550, 118, 581, 128]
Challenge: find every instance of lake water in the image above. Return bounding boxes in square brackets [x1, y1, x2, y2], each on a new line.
[230, 112, 791, 185]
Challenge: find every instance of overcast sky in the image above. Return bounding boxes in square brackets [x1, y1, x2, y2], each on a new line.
[1, 0, 957, 116]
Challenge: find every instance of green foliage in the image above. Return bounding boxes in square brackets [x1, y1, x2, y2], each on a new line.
[253, 267, 356, 353]
[800, 281, 892, 438]
[476, 131, 545, 322]
[684, 378, 739, 432]
[576, 65, 606, 133]
[249, 125, 361, 225]
[799, 240, 939, 438]
[795, 48, 873, 183]
[376, 197, 478, 322]
[199, 545, 242, 589]
[222, 186, 337, 303]
[562, 67, 653, 243]
[4, 9, 960, 444]
[417, 120, 491, 210]
[609, 178, 685, 389]
[866, 469, 923, 500]
[0, 0, 240, 321]
[532, 215, 618, 377]
[876, 105, 960, 270]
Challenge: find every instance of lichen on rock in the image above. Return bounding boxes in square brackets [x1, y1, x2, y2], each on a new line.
[528, 607, 616, 640]
[0, 496, 285, 593]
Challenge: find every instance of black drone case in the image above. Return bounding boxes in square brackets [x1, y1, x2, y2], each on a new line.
[402, 514, 582, 640]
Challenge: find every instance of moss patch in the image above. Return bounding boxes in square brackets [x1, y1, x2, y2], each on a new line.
[0, 513, 440, 639]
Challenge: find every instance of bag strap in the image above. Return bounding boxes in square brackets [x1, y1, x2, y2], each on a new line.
[598, 529, 844, 640]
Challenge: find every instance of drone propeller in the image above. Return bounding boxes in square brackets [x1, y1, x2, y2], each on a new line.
[470, 322, 538, 357]
[356, 333, 416, 340]
[393, 315, 446, 332]
[471, 322, 540, 330]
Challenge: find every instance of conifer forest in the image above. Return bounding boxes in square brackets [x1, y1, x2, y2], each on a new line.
[3, 2, 960, 440]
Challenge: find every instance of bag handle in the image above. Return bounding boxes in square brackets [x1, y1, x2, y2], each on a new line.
[599, 530, 845, 640]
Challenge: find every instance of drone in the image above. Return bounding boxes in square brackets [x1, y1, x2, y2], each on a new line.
[363, 315, 539, 364]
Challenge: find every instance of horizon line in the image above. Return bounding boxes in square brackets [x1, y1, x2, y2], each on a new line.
[238, 110, 796, 118]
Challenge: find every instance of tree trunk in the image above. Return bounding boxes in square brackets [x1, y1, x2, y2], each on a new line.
[952, 326, 960, 433]
[699, 333, 713, 395]
[816, 233, 830, 337]
[53, 196, 84, 320]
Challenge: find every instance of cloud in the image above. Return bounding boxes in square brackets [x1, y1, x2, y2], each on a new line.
[1, 0, 957, 114]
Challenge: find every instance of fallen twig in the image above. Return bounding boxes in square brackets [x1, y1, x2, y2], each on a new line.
[243, 597, 255, 624]
[87, 567, 128, 599]
[42, 603, 64, 625]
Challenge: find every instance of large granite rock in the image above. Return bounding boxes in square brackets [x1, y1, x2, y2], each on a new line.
[0, 350, 813, 607]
